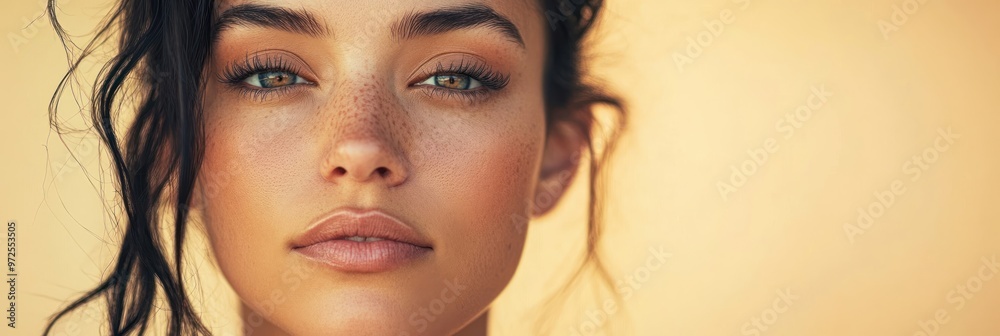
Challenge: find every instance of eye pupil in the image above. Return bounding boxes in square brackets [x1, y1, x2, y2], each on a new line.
[435, 74, 470, 90]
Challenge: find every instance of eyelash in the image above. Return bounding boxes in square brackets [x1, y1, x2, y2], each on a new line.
[413, 59, 510, 103]
[218, 54, 309, 102]
[217, 54, 511, 103]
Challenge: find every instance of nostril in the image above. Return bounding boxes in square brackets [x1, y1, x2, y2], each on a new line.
[332, 167, 347, 176]
[375, 167, 389, 178]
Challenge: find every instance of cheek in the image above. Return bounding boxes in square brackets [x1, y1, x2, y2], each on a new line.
[425, 105, 546, 298]
[194, 102, 312, 302]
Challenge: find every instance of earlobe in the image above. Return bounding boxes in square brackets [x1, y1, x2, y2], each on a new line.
[532, 120, 587, 216]
[189, 181, 203, 211]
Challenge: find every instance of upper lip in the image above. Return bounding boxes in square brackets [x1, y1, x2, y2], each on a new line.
[291, 208, 432, 249]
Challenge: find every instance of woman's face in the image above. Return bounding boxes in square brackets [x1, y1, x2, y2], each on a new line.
[194, 0, 577, 334]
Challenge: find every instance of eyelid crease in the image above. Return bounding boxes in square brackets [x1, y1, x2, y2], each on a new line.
[216, 51, 317, 102]
[411, 57, 510, 90]
[404, 54, 511, 106]
[219, 53, 302, 84]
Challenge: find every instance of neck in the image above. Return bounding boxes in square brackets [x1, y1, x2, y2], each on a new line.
[453, 310, 489, 336]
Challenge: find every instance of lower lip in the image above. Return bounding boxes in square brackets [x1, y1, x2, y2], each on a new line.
[294, 240, 431, 273]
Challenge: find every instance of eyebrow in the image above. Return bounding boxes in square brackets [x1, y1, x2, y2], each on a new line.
[391, 4, 525, 48]
[213, 4, 328, 40]
[212, 4, 524, 49]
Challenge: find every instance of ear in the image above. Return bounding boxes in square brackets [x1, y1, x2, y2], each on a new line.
[532, 118, 587, 216]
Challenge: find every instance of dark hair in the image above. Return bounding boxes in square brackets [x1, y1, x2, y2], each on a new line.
[43, 0, 625, 335]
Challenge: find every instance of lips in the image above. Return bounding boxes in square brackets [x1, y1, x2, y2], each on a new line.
[291, 208, 432, 273]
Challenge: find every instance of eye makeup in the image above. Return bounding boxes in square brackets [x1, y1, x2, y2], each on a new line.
[410, 55, 512, 105]
[214, 48, 513, 105]
[216, 52, 316, 102]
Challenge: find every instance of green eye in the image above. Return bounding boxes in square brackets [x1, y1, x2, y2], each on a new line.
[419, 74, 483, 90]
[244, 71, 308, 88]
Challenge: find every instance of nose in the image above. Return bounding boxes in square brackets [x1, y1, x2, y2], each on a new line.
[322, 140, 408, 187]
[319, 68, 410, 187]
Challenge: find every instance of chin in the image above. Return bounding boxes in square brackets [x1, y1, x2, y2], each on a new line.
[243, 285, 481, 336]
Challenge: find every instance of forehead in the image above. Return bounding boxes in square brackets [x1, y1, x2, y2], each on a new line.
[213, 0, 546, 46]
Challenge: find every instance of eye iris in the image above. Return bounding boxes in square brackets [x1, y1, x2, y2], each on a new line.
[434, 74, 470, 90]
[258, 72, 296, 88]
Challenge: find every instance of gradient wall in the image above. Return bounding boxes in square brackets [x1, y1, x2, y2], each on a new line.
[1, 0, 998, 335]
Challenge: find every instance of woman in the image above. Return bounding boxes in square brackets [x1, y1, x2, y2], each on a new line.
[45, 0, 625, 334]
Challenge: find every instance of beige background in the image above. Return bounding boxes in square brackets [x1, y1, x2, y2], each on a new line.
[2, 0, 999, 335]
